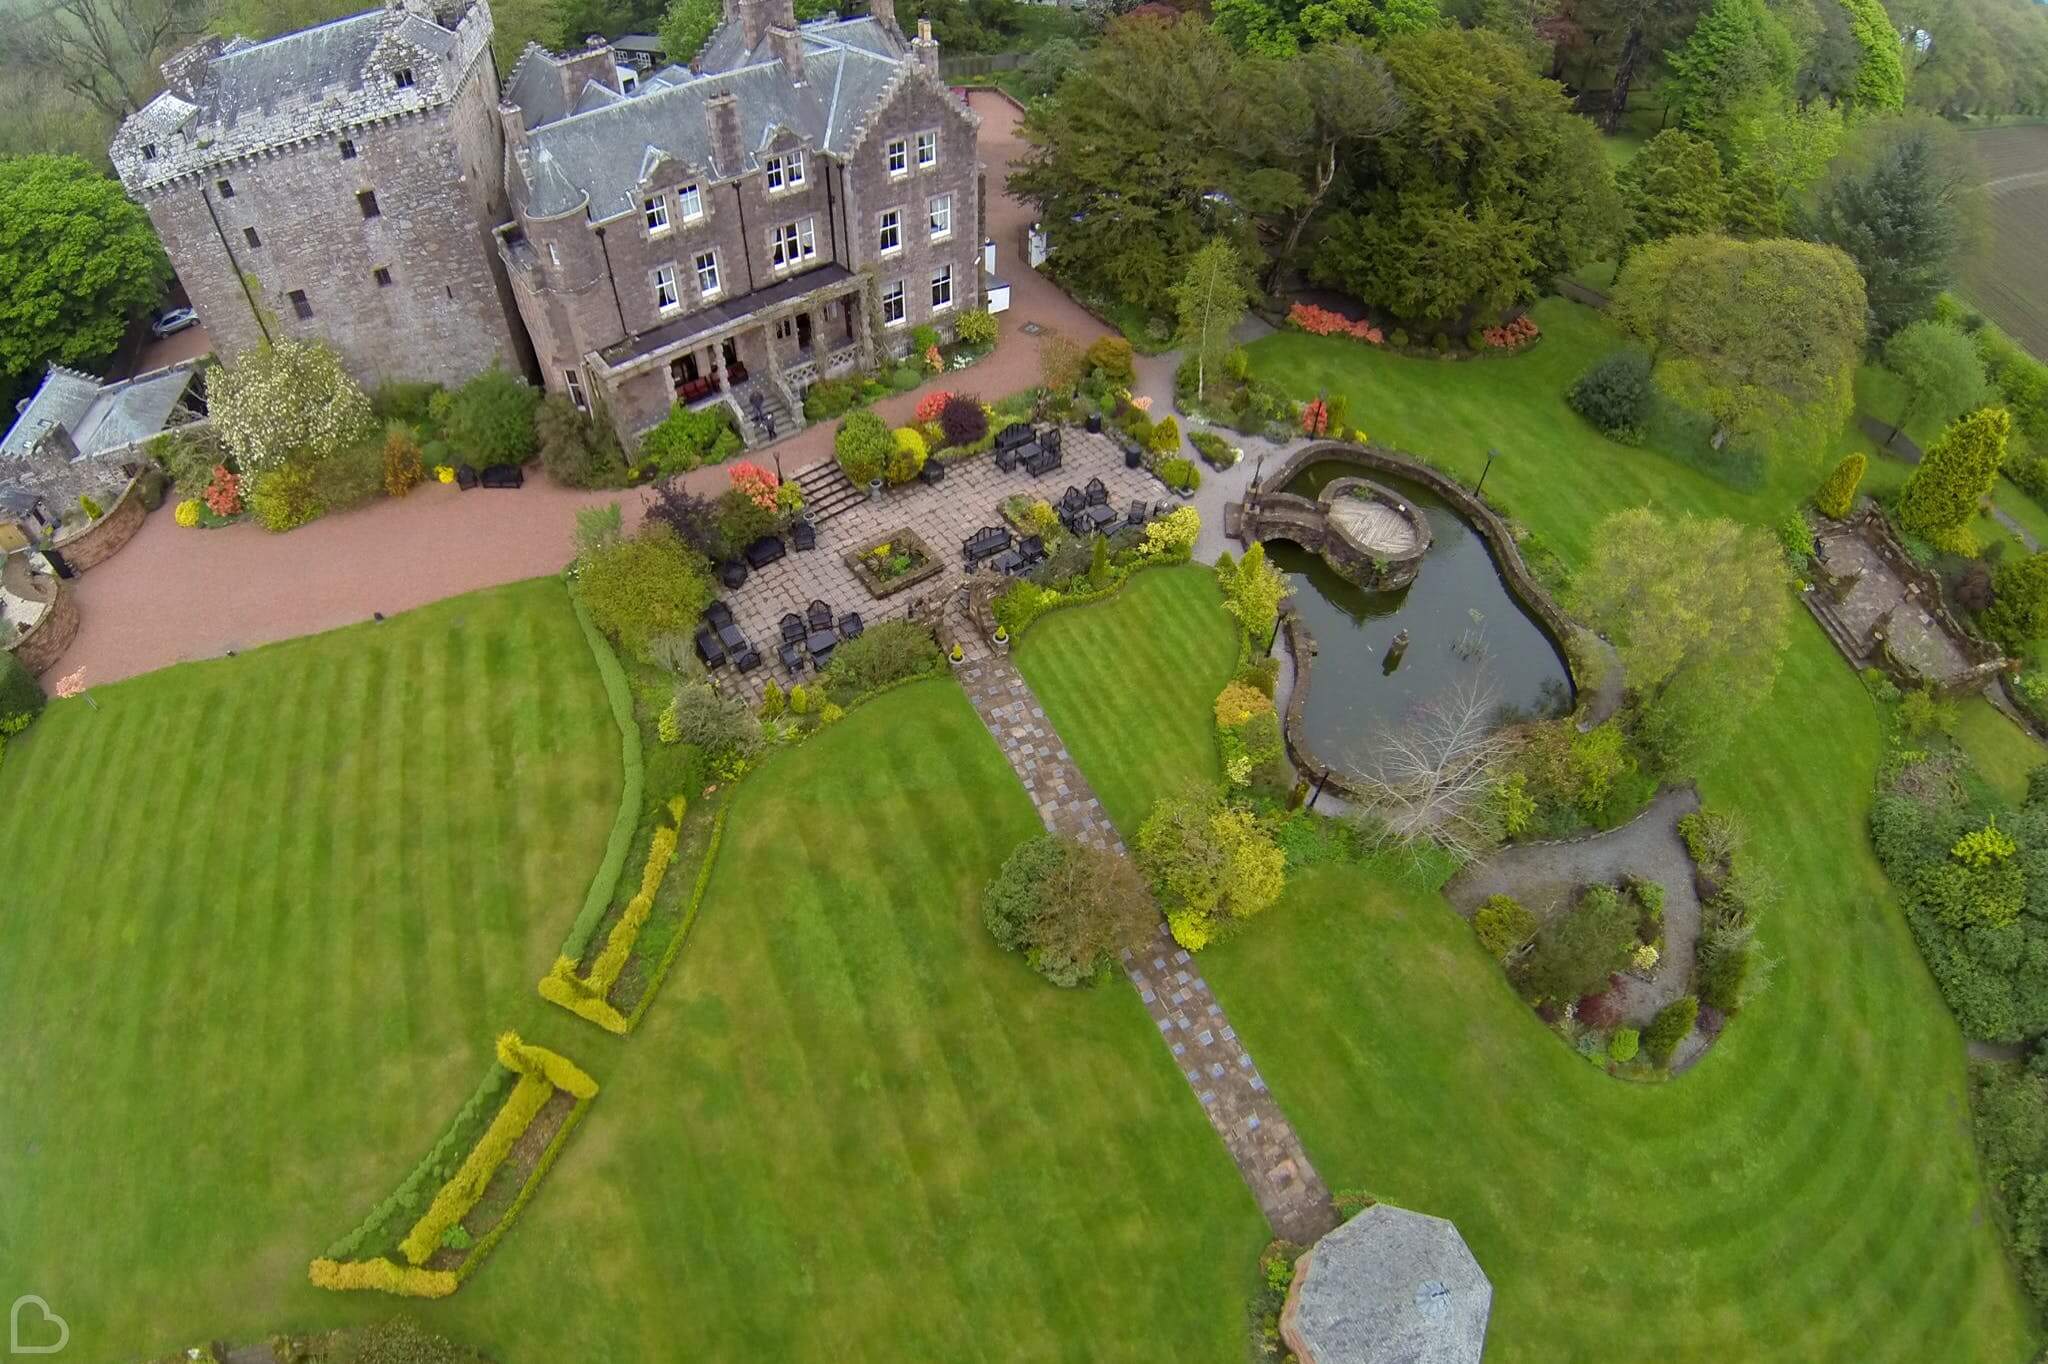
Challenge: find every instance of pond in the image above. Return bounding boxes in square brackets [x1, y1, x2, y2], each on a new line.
[1266, 462, 1573, 776]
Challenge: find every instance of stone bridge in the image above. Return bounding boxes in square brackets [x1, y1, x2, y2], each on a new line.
[1241, 475, 1430, 590]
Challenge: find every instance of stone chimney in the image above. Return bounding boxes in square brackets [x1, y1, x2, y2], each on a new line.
[160, 36, 228, 99]
[705, 90, 743, 176]
[868, 0, 898, 36]
[912, 17, 938, 74]
[739, 0, 795, 50]
[769, 25, 806, 84]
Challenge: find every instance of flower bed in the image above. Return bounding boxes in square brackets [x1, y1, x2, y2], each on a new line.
[845, 527, 944, 598]
[308, 1031, 598, 1297]
[1287, 301, 1383, 344]
[1189, 430, 1240, 470]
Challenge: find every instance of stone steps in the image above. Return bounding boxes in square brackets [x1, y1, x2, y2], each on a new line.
[793, 458, 864, 525]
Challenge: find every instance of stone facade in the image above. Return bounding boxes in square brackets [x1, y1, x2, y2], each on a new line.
[110, 0, 528, 389]
[495, 2, 983, 449]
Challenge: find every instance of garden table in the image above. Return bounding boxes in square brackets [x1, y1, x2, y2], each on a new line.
[718, 621, 747, 651]
[805, 629, 838, 657]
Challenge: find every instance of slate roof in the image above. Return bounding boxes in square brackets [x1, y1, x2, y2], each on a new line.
[111, 0, 489, 192]
[1288, 1206, 1491, 1364]
[512, 17, 911, 223]
[2, 364, 202, 462]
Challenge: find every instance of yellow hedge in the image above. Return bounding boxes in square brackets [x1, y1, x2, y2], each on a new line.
[398, 1073, 552, 1265]
[495, 1031, 600, 1100]
[538, 822, 678, 1025]
[308, 1256, 456, 1297]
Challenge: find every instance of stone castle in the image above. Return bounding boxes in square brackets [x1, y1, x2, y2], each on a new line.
[110, 0, 984, 448]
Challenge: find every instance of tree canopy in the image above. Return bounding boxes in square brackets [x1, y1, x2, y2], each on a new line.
[1610, 233, 1866, 452]
[1574, 508, 1791, 768]
[0, 154, 170, 383]
[1806, 117, 1979, 340]
[1881, 319, 1990, 446]
[1618, 129, 1727, 255]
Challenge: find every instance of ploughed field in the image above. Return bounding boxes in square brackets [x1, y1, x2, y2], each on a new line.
[1966, 125, 2048, 360]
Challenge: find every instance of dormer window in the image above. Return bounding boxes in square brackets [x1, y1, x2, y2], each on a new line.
[645, 193, 669, 235]
[141, 143, 158, 161]
[339, 138, 357, 160]
[766, 151, 804, 192]
[392, 68, 415, 90]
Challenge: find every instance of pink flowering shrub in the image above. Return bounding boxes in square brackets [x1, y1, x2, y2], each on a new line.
[202, 465, 243, 517]
[915, 390, 953, 424]
[1300, 398, 1330, 438]
[1483, 316, 1541, 350]
[728, 460, 780, 510]
[1287, 302, 1384, 345]
[924, 344, 944, 374]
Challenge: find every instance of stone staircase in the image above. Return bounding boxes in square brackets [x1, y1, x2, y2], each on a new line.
[792, 457, 865, 525]
[732, 382, 798, 449]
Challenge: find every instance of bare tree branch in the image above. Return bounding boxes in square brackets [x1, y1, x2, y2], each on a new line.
[1347, 671, 1519, 864]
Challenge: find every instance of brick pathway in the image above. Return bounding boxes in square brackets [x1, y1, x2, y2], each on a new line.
[958, 654, 1340, 1245]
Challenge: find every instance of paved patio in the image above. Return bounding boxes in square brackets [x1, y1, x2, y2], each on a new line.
[709, 427, 1176, 698]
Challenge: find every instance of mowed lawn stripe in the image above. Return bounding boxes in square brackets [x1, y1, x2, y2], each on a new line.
[437, 680, 1265, 1362]
[0, 578, 617, 1360]
[1016, 565, 1237, 835]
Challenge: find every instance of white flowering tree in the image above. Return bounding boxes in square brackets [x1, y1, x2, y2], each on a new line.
[208, 340, 375, 477]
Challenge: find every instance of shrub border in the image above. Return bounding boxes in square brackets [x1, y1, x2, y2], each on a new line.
[541, 817, 682, 1034]
[624, 804, 730, 1032]
[562, 590, 645, 960]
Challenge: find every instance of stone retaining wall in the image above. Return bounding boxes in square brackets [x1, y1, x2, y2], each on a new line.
[48, 473, 149, 573]
[3, 563, 78, 676]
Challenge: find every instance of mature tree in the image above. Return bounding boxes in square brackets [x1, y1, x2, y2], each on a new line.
[1722, 98, 1843, 212]
[1311, 28, 1621, 328]
[1839, 0, 1906, 113]
[981, 835, 1155, 987]
[1617, 130, 1726, 259]
[1574, 508, 1791, 768]
[1016, 35, 1082, 97]
[1348, 672, 1520, 863]
[656, 0, 719, 66]
[0, 155, 170, 382]
[0, 0, 206, 120]
[1663, 0, 1797, 148]
[1901, 0, 2048, 117]
[1881, 319, 1990, 448]
[577, 525, 717, 659]
[207, 340, 375, 479]
[1610, 234, 1865, 452]
[1984, 551, 2048, 651]
[1552, 0, 1710, 133]
[443, 367, 541, 466]
[1013, 18, 1290, 305]
[1168, 241, 1250, 404]
[1806, 117, 1979, 340]
[1260, 41, 1404, 288]
[1212, 0, 1440, 54]
[1896, 406, 2012, 552]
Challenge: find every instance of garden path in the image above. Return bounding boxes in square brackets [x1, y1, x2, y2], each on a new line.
[957, 652, 1341, 1245]
[1445, 786, 1705, 1032]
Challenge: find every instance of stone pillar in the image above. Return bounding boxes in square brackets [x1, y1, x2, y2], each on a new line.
[912, 18, 938, 76]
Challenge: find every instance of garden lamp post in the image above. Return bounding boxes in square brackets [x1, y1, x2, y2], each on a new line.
[1476, 448, 1500, 499]
[1308, 767, 1330, 811]
[1249, 452, 1266, 523]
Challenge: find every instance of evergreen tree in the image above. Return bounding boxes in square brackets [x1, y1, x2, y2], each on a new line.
[1897, 407, 2013, 549]
[1815, 452, 1866, 519]
[1807, 119, 1976, 339]
[1618, 130, 1727, 259]
[1723, 163, 1784, 238]
[1663, 0, 1797, 146]
[1840, 0, 1907, 113]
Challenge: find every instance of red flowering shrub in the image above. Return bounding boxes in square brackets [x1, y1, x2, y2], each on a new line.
[1300, 398, 1330, 437]
[939, 393, 988, 448]
[202, 464, 243, 517]
[728, 460, 779, 510]
[1483, 316, 1541, 350]
[915, 390, 952, 424]
[1287, 302, 1384, 345]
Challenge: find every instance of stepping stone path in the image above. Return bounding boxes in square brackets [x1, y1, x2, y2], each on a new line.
[960, 654, 1341, 1245]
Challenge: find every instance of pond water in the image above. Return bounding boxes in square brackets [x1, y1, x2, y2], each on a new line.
[1267, 462, 1573, 775]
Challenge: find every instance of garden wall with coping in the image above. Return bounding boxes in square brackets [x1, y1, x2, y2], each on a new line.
[48, 473, 149, 572]
[3, 552, 78, 675]
[1259, 440, 1594, 801]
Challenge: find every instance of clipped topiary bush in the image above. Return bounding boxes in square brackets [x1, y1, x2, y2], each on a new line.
[1815, 451, 1866, 519]
[939, 392, 988, 448]
[887, 426, 928, 484]
[1567, 348, 1655, 445]
[835, 409, 892, 485]
[1644, 994, 1699, 1064]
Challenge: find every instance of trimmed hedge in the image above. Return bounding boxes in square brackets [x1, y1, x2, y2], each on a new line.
[307, 1257, 456, 1298]
[562, 594, 645, 961]
[398, 1073, 553, 1265]
[0, 649, 44, 725]
[539, 819, 680, 1034]
[626, 804, 730, 1032]
[321, 1066, 515, 1261]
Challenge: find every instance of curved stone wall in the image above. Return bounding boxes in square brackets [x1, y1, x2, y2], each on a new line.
[1253, 441, 1595, 799]
[48, 473, 149, 572]
[2, 556, 78, 676]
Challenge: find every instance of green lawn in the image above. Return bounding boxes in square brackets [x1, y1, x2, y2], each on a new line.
[1956, 695, 2043, 804]
[1020, 564, 2041, 1360]
[1015, 565, 1240, 833]
[0, 579, 621, 1359]
[435, 681, 1268, 1360]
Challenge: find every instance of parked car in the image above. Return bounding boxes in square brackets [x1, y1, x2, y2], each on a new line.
[150, 307, 199, 338]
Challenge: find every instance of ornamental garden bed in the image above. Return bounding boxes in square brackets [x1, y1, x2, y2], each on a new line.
[846, 527, 944, 598]
[308, 1032, 598, 1297]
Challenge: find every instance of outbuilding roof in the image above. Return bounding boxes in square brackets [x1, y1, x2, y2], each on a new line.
[1284, 1205, 1492, 1364]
